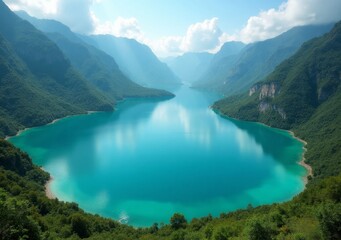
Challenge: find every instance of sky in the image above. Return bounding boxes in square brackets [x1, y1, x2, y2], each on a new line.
[4, 0, 341, 57]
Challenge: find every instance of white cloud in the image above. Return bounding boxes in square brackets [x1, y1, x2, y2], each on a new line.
[92, 15, 143, 40]
[57, 0, 95, 33]
[4, 0, 341, 57]
[238, 0, 341, 43]
[181, 17, 223, 52]
[152, 18, 225, 57]
[5, 0, 96, 33]
[5, 0, 59, 15]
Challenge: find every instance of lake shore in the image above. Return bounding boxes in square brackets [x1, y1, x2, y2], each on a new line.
[289, 131, 313, 184]
[5, 111, 100, 200]
[212, 108, 313, 187]
[45, 176, 56, 199]
[5, 111, 100, 141]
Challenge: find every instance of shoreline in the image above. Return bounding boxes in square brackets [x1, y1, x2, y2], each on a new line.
[45, 176, 56, 199]
[6, 111, 101, 200]
[213, 108, 313, 187]
[5, 111, 100, 141]
[289, 131, 313, 185]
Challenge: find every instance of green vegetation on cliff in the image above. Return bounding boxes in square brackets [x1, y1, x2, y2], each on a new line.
[214, 21, 341, 179]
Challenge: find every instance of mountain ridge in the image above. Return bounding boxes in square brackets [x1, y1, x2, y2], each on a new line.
[194, 23, 334, 96]
[15, 11, 175, 100]
[81, 34, 181, 88]
[213, 21, 341, 179]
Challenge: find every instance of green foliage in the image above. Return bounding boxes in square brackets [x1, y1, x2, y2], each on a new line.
[213, 226, 233, 240]
[0, 192, 40, 240]
[70, 213, 91, 238]
[245, 219, 271, 240]
[170, 213, 187, 230]
[317, 202, 341, 240]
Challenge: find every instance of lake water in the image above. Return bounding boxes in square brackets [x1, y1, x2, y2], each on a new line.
[9, 86, 306, 227]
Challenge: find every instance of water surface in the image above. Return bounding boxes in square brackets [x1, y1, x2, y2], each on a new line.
[9, 86, 306, 226]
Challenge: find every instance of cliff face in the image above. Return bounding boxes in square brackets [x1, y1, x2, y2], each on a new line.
[214, 21, 341, 131]
[249, 82, 279, 99]
[249, 82, 286, 119]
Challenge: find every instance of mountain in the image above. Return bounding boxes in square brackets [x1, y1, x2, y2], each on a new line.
[0, 33, 82, 137]
[194, 41, 245, 87]
[195, 24, 334, 96]
[15, 11, 173, 100]
[80, 34, 181, 88]
[0, 1, 116, 137]
[213, 21, 341, 179]
[163, 52, 214, 84]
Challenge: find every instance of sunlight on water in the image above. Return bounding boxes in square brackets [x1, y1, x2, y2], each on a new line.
[9, 86, 306, 226]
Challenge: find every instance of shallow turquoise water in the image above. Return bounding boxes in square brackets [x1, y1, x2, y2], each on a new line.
[9, 86, 306, 227]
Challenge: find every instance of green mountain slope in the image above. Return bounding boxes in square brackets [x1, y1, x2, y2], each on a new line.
[214, 21, 341, 179]
[196, 24, 334, 96]
[81, 34, 181, 88]
[0, 1, 115, 137]
[0, 2, 113, 111]
[16, 11, 173, 100]
[0, 34, 83, 137]
[163, 52, 214, 84]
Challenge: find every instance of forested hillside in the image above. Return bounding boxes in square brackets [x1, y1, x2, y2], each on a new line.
[195, 24, 334, 96]
[16, 11, 173, 100]
[214, 21, 341, 179]
[0, 1, 114, 137]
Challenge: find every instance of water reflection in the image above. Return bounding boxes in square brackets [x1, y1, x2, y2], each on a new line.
[9, 86, 305, 226]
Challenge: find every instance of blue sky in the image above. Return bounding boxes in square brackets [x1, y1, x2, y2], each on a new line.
[91, 0, 283, 39]
[4, 0, 341, 57]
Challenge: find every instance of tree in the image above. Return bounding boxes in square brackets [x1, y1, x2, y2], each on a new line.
[0, 194, 40, 240]
[70, 213, 91, 238]
[170, 213, 187, 230]
[246, 219, 271, 240]
[214, 226, 232, 240]
[317, 202, 341, 240]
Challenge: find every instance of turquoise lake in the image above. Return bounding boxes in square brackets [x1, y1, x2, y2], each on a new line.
[9, 86, 306, 227]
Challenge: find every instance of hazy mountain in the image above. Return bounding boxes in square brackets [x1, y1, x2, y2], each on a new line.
[0, 1, 115, 137]
[214, 21, 341, 178]
[195, 24, 334, 96]
[194, 41, 245, 87]
[81, 34, 181, 88]
[16, 11, 174, 100]
[163, 52, 213, 84]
